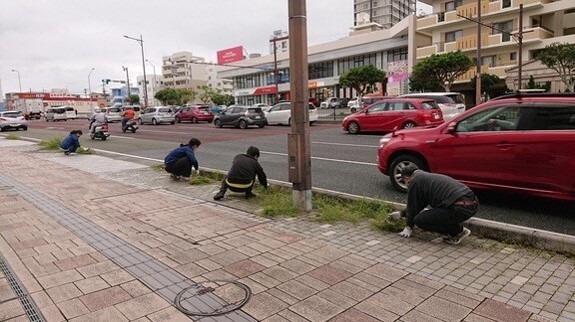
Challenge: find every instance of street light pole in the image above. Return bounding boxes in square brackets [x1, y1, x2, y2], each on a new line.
[124, 34, 149, 108]
[122, 66, 131, 101]
[475, 0, 482, 106]
[146, 59, 157, 106]
[11, 69, 22, 92]
[88, 68, 95, 110]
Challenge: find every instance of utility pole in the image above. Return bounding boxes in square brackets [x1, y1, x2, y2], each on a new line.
[288, 0, 312, 211]
[124, 35, 149, 108]
[270, 35, 289, 104]
[475, 0, 482, 106]
[122, 66, 131, 101]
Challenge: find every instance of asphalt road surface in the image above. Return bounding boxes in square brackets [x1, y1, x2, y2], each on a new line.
[16, 118, 575, 236]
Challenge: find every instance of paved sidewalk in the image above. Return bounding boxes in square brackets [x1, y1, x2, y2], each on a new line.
[0, 138, 574, 322]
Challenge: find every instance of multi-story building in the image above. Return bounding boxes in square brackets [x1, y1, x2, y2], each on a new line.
[269, 30, 289, 54]
[415, 0, 575, 98]
[354, 0, 417, 28]
[161, 52, 208, 90]
[137, 74, 163, 106]
[219, 16, 420, 106]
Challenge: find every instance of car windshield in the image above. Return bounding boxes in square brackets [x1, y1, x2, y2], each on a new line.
[108, 108, 121, 113]
[159, 107, 172, 113]
[2, 112, 22, 118]
[198, 107, 210, 112]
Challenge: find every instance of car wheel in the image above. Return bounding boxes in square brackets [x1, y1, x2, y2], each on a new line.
[347, 121, 360, 134]
[90, 134, 95, 140]
[122, 127, 127, 133]
[258, 124, 265, 128]
[152, 118, 158, 125]
[170, 121, 175, 125]
[214, 119, 223, 128]
[239, 119, 248, 129]
[350, 107, 357, 113]
[175, 116, 181, 123]
[22, 126, 28, 131]
[101, 136, 107, 141]
[191, 117, 198, 124]
[131, 128, 137, 133]
[402, 122, 417, 129]
[389, 155, 427, 192]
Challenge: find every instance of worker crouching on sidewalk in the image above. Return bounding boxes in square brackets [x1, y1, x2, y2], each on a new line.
[164, 138, 201, 181]
[393, 164, 479, 245]
[214, 146, 268, 200]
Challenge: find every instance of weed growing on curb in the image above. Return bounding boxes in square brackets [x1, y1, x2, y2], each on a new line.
[150, 164, 165, 172]
[76, 146, 93, 155]
[39, 137, 62, 150]
[5, 134, 20, 140]
[188, 171, 224, 185]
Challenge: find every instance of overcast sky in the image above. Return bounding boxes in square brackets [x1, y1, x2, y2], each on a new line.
[1, 1, 430, 96]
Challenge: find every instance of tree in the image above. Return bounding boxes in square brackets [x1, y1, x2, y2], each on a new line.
[410, 51, 473, 92]
[127, 95, 140, 105]
[211, 93, 234, 106]
[154, 88, 179, 105]
[537, 42, 575, 92]
[470, 74, 510, 99]
[523, 75, 551, 92]
[176, 88, 194, 105]
[339, 65, 386, 97]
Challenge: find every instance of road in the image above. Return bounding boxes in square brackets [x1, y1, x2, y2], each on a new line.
[15, 117, 575, 235]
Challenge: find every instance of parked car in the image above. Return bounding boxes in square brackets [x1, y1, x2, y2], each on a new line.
[342, 98, 443, 134]
[0, 111, 28, 131]
[252, 103, 272, 112]
[24, 111, 42, 120]
[213, 105, 267, 129]
[44, 107, 67, 122]
[309, 97, 320, 107]
[64, 106, 78, 119]
[377, 93, 575, 201]
[399, 92, 466, 121]
[348, 98, 361, 113]
[265, 102, 318, 125]
[360, 95, 389, 109]
[138, 106, 176, 125]
[103, 106, 122, 123]
[320, 97, 341, 109]
[175, 104, 214, 123]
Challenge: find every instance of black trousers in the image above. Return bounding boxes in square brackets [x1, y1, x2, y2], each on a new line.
[165, 157, 192, 177]
[413, 201, 478, 237]
[217, 176, 254, 196]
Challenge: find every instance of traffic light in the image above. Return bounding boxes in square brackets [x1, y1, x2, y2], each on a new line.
[102, 79, 111, 84]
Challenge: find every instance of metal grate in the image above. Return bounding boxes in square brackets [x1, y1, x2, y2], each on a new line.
[0, 254, 46, 322]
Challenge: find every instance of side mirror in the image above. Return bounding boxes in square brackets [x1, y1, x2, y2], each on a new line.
[445, 122, 457, 134]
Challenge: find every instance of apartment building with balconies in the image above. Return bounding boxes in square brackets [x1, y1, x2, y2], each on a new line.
[161, 52, 208, 91]
[415, 0, 575, 96]
[355, 0, 416, 28]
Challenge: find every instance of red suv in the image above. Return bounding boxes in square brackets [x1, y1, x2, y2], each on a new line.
[175, 105, 214, 123]
[377, 93, 575, 201]
[342, 98, 444, 134]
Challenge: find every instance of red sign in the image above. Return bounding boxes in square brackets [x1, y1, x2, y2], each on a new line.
[253, 86, 277, 95]
[217, 46, 244, 65]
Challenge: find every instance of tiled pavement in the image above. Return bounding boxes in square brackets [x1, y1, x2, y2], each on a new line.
[0, 138, 574, 321]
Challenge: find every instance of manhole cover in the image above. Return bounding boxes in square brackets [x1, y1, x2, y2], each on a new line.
[175, 280, 252, 317]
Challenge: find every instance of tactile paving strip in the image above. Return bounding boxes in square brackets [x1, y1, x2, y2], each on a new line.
[0, 175, 255, 322]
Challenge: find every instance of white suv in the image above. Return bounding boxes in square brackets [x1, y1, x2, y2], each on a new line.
[399, 92, 466, 121]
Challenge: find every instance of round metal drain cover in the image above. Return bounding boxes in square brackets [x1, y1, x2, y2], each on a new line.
[175, 280, 252, 317]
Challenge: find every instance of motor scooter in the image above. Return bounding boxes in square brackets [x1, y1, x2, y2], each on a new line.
[122, 119, 139, 133]
[90, 123, 110, 141]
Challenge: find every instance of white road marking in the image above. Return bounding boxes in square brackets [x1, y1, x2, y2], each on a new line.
[312, 141, 379, 148]
[262, 150, 377, 166]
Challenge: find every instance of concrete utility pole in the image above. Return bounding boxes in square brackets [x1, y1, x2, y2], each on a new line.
[124, 35, 149, 108]
[288, 0, 312, 211]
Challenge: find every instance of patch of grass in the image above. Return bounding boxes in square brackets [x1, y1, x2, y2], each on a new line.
[38, 137, 62, 150]
[151, 164, 165, 172]
[76, 146, 93, 155]
[188, 171, 224, 185]
[5, 133, 20, 140]
[256, 185, 299, 217]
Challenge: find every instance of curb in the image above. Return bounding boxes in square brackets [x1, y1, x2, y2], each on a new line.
[7, 134, 575, 256]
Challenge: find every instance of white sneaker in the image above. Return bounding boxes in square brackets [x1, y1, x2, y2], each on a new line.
[444, 227, 471, 245]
